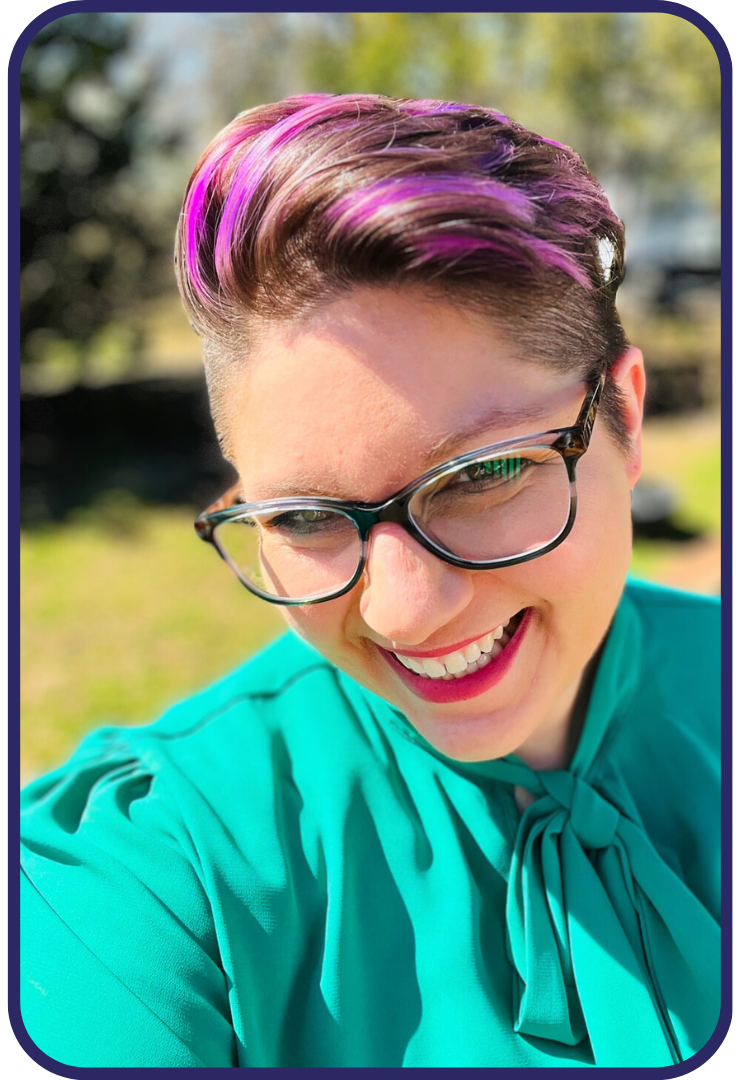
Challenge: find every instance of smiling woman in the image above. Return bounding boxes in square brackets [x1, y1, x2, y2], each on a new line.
[20, 95, 721, 1069]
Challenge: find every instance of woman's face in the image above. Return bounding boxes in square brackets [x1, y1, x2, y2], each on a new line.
[229, 288, 644, 764]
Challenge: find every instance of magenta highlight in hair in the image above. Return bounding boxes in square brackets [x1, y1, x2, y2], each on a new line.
[178, 94, 623, 316]
[175, 93, 629, 450]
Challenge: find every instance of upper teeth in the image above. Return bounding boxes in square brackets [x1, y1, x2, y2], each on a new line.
[394, 625, 507, 679]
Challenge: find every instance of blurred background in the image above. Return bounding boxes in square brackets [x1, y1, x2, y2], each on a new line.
[19, 11, 721, 781]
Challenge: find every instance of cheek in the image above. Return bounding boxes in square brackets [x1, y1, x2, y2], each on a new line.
[279, 595, 353, 652]
[490, 473, 632, 609]
[551, 505, 631, 621]
[570, 450, 634, 562]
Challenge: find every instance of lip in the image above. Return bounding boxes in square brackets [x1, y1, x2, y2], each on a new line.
[384, 622, 513, 659]
[376, 608, 532, 704]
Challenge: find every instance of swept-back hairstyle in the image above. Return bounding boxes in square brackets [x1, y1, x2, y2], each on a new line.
[176, 94, 630, 450]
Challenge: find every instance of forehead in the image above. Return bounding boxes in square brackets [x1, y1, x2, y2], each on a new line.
[230, 289, 576, 500]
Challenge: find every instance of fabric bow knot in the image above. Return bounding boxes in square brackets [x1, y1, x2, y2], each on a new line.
[503, 766, 720, 1067]
[539, 771, 619, 851]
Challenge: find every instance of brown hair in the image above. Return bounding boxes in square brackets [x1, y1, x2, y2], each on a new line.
[175, 94, 631, 452]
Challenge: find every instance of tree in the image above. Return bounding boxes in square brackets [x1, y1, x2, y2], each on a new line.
[301, 12, 720, 204]
[20, 12, 172, 383]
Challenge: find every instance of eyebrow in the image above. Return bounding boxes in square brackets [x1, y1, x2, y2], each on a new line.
[250, 477, 346, 500]
[422, 400, 555, 467]
[251, 401, 556, 501]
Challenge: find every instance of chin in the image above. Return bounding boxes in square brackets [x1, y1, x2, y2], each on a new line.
[419, 715, 530, 762]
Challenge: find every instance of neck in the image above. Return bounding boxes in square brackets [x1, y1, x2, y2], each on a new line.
[514, 643, 604, 773]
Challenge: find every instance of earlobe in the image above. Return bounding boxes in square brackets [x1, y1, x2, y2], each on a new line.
[609, 346, 645, 484]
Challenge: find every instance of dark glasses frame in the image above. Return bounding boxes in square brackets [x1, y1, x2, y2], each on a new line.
[195, 374, 605, 605]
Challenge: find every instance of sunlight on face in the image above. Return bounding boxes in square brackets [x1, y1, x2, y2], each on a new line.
[229, 288, 644, 765]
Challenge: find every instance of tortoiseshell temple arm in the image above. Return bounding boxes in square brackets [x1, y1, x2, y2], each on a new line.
[194, 482, 243, 541]
[576, 374, 605, 450]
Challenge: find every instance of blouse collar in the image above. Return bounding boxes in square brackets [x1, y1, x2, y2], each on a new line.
[345, 583, 643, 789]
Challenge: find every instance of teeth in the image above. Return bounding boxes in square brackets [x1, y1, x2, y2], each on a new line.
[463, 642, 482, 663]
[392, 612, 521, 681]
[422, 657, 447, 678]
[444, 652, 468, 674]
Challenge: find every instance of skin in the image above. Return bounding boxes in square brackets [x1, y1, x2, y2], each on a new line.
[228, 287, 645, 767]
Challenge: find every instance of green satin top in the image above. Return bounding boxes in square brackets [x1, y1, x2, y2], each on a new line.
[20, 578, 721, 1068]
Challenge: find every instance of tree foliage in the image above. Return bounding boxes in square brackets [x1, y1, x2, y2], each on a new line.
[19, 11, 720, 385]
[20, 13, 170, 377]
[302, 12, 720, 203]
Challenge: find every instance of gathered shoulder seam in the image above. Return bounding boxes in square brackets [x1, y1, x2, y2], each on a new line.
[142, 662, 334, 744]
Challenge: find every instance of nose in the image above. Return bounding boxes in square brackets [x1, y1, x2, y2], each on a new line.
[358, 523, 473, 645]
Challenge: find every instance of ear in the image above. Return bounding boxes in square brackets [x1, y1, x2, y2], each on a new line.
[608, 346, 645, 486]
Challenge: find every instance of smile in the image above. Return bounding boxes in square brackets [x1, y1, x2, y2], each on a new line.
[376, 609, 530, 704]
[392, 615, 521, 679]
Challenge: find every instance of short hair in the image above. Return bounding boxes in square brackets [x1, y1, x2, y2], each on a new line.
[175, 93, 630, 452]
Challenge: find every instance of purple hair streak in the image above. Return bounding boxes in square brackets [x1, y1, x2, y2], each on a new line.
[177, 95, 623, 321]
[176, 94, 630, 450]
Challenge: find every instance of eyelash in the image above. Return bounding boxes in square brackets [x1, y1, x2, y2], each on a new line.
[265, 509, 338, 534]
[449, 457, 531, 485]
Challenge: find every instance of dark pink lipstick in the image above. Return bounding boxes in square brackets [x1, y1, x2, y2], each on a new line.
[376, 608, 532, 704]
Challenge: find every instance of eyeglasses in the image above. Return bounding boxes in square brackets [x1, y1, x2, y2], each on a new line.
[195, 374, 604, 605]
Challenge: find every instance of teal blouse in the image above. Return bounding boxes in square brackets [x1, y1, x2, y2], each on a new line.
[20, 577, 721, 1068]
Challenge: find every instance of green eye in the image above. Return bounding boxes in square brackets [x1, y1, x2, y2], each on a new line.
[264, 509, 331, 532]
[263, 507, 349, 538]
[465, 458, 525, 481]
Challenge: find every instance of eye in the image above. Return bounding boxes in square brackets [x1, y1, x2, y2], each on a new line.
[297, 510, 328, 523]
[456, 457, 530, 484]
[267, 509, 334, 531]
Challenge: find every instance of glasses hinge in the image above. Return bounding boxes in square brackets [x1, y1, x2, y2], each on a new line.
[555, 431, 582, 454]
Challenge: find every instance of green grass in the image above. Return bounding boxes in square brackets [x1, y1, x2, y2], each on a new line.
[639, 412, 720, 534]
[629, 415, 720, 582]
[21, 504, 285, 779]
[20, 410, 721, 781]
[628, 540, 682, 581]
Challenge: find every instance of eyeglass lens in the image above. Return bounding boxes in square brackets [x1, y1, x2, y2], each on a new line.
[214, 445, 572, 601]
[215, 508, 362, 602]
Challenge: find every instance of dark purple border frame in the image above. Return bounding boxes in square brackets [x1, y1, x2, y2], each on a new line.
[8, 3, 733, 1076]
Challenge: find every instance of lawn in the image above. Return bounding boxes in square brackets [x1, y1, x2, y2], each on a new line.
[629, 409, 720, 587]
[21, 504, 285, 780]
[20, 409, 721, 781]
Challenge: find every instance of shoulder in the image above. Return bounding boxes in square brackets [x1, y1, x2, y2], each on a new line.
[21, 629, 380, 903]
[147, 628, 340, 734]
[613, 574, 716, 725]
[623, 576, 720, 692]
[603, 577, 720, 805]
[22, 630, 351, 842]
[624, 574, 720, 618]
[608, 580, 721, 919]
[20, 631, 355, 1065]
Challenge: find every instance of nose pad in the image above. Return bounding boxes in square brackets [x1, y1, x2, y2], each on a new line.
[358, 522, 473, 645]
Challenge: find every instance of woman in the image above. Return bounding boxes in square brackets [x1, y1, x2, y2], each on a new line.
[20, 95, 721, 1069]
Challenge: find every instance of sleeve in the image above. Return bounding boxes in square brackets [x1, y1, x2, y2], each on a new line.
[20, 734, 238, 1068]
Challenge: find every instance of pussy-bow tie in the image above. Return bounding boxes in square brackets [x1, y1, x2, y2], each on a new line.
[493, 758, 720, 1067]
